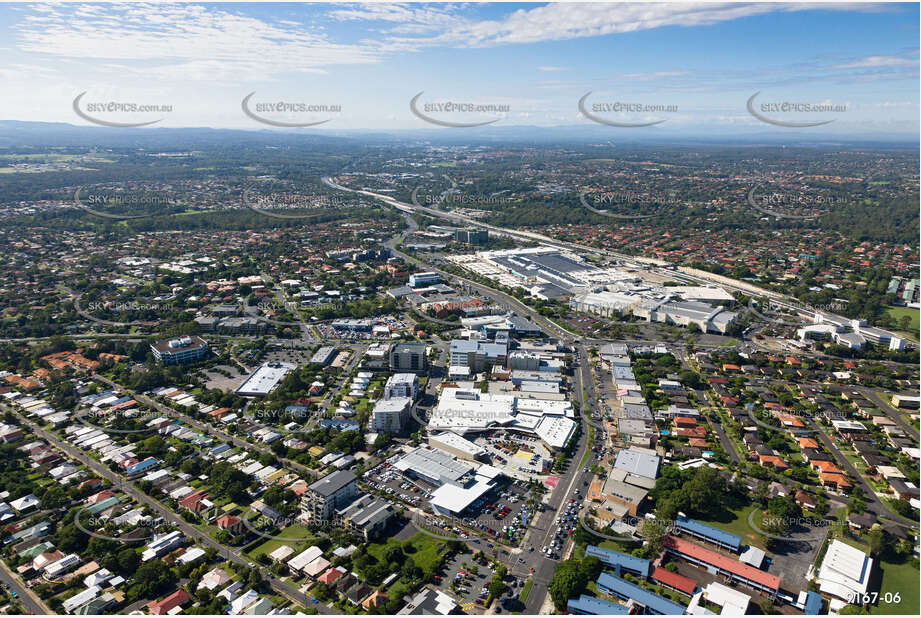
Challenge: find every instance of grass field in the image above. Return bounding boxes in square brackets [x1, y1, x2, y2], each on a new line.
[870, 559, 920, 614]
[701, 505, 765, 550]
[886, 306, 919, 341]
[244, 524, 319, 559]
[366, 531, 445, 573]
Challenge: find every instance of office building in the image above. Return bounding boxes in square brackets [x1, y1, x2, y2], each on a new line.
[383, 373, 419, 401]
[336, 495, 394, 541]
[310, 346, 338, 366]
[150, 336, 209, 365]
[449, 339, 507, 371]
[408, 272, 441, 288]
[370, 398, 412, 435]
[389, 342, 427, 373]
[301, 470, 359, 524]
[455, 229, 488, 245]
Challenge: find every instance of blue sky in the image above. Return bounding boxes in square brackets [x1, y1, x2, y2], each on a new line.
[0, 2, 917, 136]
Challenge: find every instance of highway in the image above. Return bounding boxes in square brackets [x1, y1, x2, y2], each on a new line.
[322, 176, 801, 308]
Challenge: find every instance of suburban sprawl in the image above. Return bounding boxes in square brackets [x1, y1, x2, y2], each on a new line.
[0, 130, 918, 618]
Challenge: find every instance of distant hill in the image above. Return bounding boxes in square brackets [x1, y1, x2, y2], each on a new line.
[0, 119, 914, 150]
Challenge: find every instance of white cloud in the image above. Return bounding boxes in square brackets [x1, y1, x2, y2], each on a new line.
[382, 2, 883, 49]
[14, 2, 382, 82]
[834, 52, 918, 69]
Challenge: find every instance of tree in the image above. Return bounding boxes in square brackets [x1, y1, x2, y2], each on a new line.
[488, 576, 505, 599]
[641, 517, 671, 558]
[382, 544, 404, 566]
[117, 548, 140, 575]
[548, 560, 588, 611]
[41, 485, 69, 510]
[579, 555, 603, 582]
[867, 526, 885, 558]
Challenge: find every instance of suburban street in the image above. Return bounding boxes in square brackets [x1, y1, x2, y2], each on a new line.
[2, 404, 339, 616]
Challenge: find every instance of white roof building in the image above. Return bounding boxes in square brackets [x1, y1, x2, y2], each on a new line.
[235, 362, 297, 397]
[430, 479, 494, 516]
[288, 546, 324, 572]
[428, 387, 574, 450]
[817, 540, 874, 601]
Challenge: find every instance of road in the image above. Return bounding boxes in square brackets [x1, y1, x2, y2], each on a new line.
[4, 406, 339, 615]
[857, 387, 919, 441]
[0, 558, 49, 615]
[809, 422, 916, 529]
[90, 374, 320, 481]
[504, 347, 598, 613]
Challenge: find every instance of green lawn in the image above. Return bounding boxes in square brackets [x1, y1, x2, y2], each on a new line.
[700, 505, 765, 550]
[579, 424, 594, 467]
[518, 578, 533, 603]
[870, 559, 921, 615]
[366, 531, 445, 573]
[886, 306, 919, 341]
[245, 524, 319, 559]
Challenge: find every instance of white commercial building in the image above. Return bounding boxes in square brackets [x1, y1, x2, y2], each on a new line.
[428, 432, 485, 461]
[409, 272, 441, 288]
[235, 362, 297, 396]
[428, 387, 576, 450]
[370, 397, 412, 435]
[816, 540, 874, 602]
[394, 446, 474, 486]
[384, 373, 419, 400]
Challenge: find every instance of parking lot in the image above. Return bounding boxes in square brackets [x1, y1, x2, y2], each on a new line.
[473, 429, 553, 479]
[361, 459, 540, 545]
[200, 364, 248, 391]
[440, 550, 525, 611]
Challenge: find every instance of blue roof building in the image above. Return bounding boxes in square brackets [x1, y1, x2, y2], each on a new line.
[596, 573, 687, 616]
[674, 515, 741, 552]
[803, 591, 823, 615]
[320, 419, 361, 432]
[585, 545, 651, 577]
[126, 457, 159, 476]
[567, 595, 630, 615]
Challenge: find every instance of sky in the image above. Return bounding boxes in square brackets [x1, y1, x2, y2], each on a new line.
[0, 1, 917, 137]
